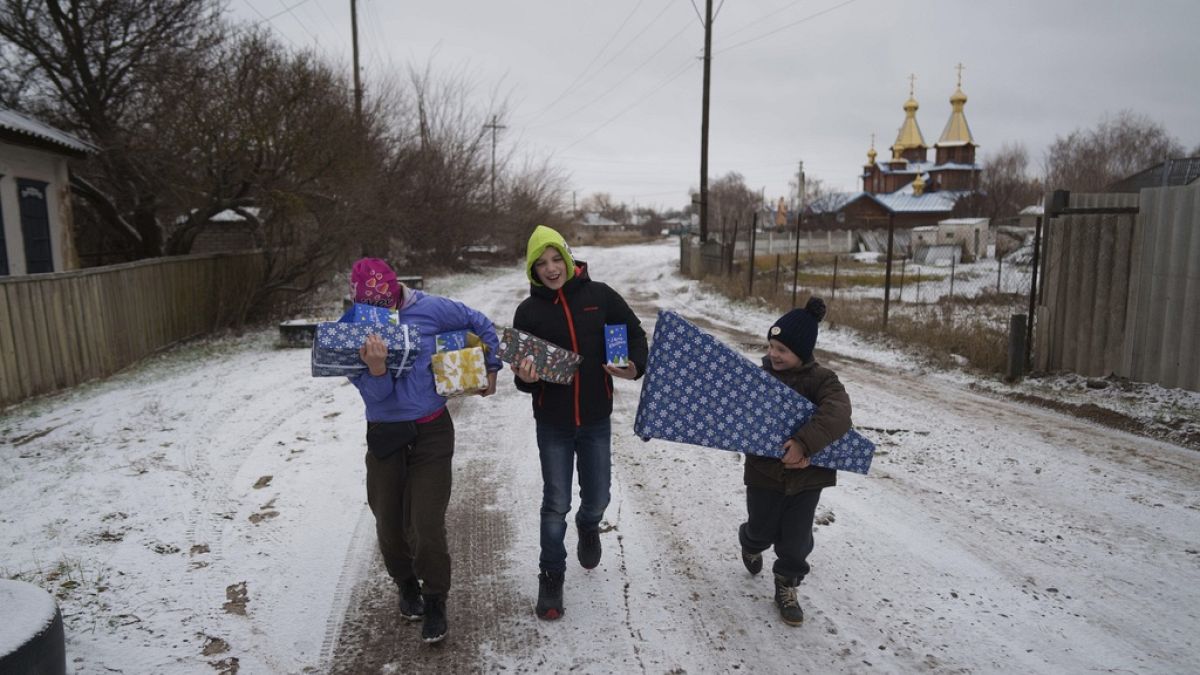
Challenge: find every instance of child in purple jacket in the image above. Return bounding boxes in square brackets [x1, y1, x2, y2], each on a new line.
[349, 258, 501, 644]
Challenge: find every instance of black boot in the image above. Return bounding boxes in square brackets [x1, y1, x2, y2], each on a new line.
[398, 576, 423, 621]
[773, 574, 804, 626]
[578, 528, 601, 569]
[421, 594, 447, 643]
[741, 548, 763, 575]
[536, 571, 564, 620]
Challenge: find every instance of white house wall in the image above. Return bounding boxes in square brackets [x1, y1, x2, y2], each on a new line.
[0, 141, 75, 275]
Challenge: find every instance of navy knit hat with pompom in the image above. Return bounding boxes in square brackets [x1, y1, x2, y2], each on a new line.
[767, 297, 827, 363]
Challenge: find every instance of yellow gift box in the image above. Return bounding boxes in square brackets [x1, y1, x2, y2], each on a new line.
[432, 346, 489, 397]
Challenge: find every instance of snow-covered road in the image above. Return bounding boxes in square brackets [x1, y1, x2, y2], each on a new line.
[2, 240, 1197, 674]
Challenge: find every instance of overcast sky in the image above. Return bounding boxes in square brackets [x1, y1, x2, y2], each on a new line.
[229, 0, 1200, 211]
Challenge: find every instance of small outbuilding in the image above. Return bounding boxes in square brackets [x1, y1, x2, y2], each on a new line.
[0, 109, 96, 275]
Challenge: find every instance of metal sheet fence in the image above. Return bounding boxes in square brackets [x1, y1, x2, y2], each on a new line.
[1122, 184, 1200, 390]
[1035, 186, 1199, 391]
[0, 251, 265, 408]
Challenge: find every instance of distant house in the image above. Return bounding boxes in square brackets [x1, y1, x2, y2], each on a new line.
[577, 212, 622, 232]
[663, 216, 693, 235]
[911, 217, 989, 263]
[0, 109, 96, 275]
[189, 207, 261, 254]
[1018, 204, 1043, 229]
[806, 177, 964, 231]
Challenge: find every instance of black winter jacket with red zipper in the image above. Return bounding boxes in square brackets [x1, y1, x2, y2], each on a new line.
[512, 261, 648, 428]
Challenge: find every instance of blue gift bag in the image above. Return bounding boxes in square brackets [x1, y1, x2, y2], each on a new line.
[311, 322, 421, 378]
[633, 311, 874, 474]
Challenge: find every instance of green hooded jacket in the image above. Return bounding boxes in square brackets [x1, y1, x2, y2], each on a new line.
[525, 225, 575, 286]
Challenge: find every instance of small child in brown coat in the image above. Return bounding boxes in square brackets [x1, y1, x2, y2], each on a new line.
[739, 297, 852, 625]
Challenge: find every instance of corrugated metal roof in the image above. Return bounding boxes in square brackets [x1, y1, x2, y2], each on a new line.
[1108, 157, 1200, 193]
[0, 108, 96, 155]
[874, 191, 957, 213]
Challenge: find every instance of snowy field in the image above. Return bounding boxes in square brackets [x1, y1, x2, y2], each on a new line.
[2, 240, 1199, 673]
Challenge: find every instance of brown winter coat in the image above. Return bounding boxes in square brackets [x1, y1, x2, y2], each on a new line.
[743, 358, 852, 496]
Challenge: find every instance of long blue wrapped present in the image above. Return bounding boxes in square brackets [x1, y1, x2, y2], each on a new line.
[311, 322, 421, 378]
[633, 311, 874, 474]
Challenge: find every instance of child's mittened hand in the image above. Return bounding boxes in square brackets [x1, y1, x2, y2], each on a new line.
[781, 439, 810, 470]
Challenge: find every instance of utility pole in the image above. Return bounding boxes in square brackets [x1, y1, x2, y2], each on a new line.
[791, 161, 804, 307]
[484, 115, 507, 213]
[699, 0, 714, 243]
[350, 0, 362, 122]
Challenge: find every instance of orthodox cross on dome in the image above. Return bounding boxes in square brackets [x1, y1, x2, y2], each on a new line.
[955, 62, 965, 88]
[908, 73, 916, 97]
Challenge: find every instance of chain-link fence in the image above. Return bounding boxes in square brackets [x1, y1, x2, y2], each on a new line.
[691, 234, 1040, 374]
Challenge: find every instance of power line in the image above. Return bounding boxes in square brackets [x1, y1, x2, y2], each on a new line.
[274, 0, 321, 46]
[259, 0, 319, 26]
[560, 57, 699, 152]
[240, 0, 298, 46]
[715, 0, 857, 55]
[722, 0, 812, 41]
[525, 0, 651, 124]
[533, 19, 693, 130]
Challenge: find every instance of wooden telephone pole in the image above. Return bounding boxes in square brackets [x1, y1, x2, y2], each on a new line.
[484, 115, 507, 213]
[699, 0, 713, 243]
[350, 0, 362, 122]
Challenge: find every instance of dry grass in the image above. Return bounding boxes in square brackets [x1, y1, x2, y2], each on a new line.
[743, 255, 947, 292]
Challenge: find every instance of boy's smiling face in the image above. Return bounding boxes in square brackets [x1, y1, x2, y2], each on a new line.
[534, 247, 568, 290]
[767, 339, 802, 371]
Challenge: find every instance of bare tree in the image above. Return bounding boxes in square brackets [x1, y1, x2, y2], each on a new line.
[981, 142, 1042, 220]
[581, 193, 628, 223]
[690, 171, 758, 239]
[1044, 110, 1185, 192]
[370, 62, 507, 268]
[498, 156, 569, 254]
[0, 0, 224, 258]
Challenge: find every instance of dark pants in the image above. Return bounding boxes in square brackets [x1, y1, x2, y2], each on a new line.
[739, 485, 823, 583]
[364, 411, 455, 595]
[536, 418, 612, 573]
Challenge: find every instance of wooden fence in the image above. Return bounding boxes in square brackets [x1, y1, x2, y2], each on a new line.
[0, 251, 266, 408]
[1034, 183, 1200, 391]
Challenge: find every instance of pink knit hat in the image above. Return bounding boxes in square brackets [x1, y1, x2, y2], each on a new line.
[350, 258, 400, 308]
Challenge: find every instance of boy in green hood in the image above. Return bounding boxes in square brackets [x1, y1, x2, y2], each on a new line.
[511, 225, 648, 620]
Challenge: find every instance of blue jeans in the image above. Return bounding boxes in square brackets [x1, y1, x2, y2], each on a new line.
[537, 418, 612, 573]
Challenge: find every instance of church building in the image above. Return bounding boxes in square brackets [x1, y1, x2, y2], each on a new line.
[810, 67, 983, 233]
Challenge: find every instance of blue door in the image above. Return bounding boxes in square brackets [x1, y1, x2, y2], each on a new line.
[17, 179, 52, 273]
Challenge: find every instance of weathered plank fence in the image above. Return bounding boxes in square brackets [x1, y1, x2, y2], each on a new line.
[0, 251, 265, 408]
[1035, 183, 1200, 391]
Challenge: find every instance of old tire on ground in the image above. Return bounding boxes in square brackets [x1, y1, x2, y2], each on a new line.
[0, 579, 66, 675]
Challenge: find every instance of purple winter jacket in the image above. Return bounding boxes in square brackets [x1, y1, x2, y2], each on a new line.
[351, 290, 501, 422]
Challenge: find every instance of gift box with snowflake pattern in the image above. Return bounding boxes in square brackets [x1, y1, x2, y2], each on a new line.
[311, 322, 421, 378]
[633, 311, 874, 474]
